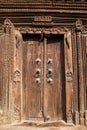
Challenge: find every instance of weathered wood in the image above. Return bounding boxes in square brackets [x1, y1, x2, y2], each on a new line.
[0, 1, 87, 127]
[71, 27, 79, 125]
[76, 20, 85, 125]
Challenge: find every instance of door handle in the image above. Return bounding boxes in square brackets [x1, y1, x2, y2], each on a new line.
[47, 58, 52, 64]
[35, 68, 41, 78]
[46, 68, 53, 78]
[35, 58, 41, 64]
[36, 78, 41, 85]
[47, 78, 53, 84]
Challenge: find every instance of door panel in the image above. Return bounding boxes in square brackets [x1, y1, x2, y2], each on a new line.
[23, 35, 43, 120]
[44, 35, 64, 121]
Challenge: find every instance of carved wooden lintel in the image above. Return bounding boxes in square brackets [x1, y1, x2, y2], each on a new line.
[17, 26, 69, 34]
[34, 16, 52, 22]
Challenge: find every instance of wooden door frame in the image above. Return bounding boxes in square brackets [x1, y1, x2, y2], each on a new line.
[17, 26, 73, 123]
[0, 20, 74, 124]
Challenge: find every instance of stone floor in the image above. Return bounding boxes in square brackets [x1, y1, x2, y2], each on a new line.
[0, 125, 87, 130]
[0, 121, 87, 130]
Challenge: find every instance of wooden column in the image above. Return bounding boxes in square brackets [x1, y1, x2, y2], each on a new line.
[76, 19, 85, 125]
[13, 29, 23, 121]
[71, 27, 79, 125]
[81, 34, 87, 126]
[0, 19, 14, 123]
[64, 31, 73, 124]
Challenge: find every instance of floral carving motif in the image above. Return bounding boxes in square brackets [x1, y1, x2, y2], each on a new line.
[13, 70, 21, 82]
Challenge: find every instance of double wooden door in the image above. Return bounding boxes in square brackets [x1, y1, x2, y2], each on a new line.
[23, 34, 65, 121]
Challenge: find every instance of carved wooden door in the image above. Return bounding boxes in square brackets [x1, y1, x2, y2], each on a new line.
[23, 34, 65, 121]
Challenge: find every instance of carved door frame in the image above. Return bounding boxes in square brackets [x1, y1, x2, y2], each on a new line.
[0, 19, 74, 124]
[17, 26, 73, 123]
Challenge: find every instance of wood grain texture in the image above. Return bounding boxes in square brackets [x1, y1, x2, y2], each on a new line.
[22, 34, 65, 121]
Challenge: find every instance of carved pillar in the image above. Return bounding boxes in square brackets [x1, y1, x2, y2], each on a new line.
[64, 31, 73, 124]
[1, 19, 13, 123]
[81, 34, 87, 126]
[13, 30, 23, 121]
[8, 20, 15, 122]
[76, 19, 85, 125]
[0, 19, 19, 123]
[71, 27, 79, 125]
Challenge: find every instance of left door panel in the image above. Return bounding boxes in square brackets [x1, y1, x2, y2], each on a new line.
[23, 34, 43, 120]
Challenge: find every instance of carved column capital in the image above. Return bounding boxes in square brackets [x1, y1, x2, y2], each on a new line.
[76, 19, 83, 32]
[3, 19, 14, 34]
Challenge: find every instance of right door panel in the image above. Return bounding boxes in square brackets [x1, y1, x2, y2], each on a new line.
[44, 35, 65, 121]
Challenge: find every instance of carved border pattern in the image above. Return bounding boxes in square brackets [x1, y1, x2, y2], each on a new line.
[71, 26, 79, 124]
[0, 18, 86, 125]
[17, 26, 69, 35]
[0, 19, 15, 123]
[17, 25, 73, 123]
[76, 19, 85, 125]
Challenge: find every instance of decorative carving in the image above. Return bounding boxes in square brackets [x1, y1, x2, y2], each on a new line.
[76, 29, 85, 125]
[13, 70, 21, 121]
[66, 110, 73, 123]
[3, 19, 13, 34]
[76, 19, 83, 31]
[15, 30, 22, 48]
[85, 110, 87, 126]
[4, 19, 13, 27]
[79, 111, 85, 125]
[0, 110, 11, 124]
[65, 31, 73, 75]
[71, 27, 79, 114]
[66, 72, 73, 81]
[34, 16, 52, 22]
[75, 111, 79, 125]
[0, 0, 86, 3]
[13, 70, 21, 82]
[18, 26, 69, 34]
[2, 19, 10, 113]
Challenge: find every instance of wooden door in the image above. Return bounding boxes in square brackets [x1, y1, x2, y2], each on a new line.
[23, 34, 43, 120]
[23, 34, 65, 121]
[44, 35, 65, 121]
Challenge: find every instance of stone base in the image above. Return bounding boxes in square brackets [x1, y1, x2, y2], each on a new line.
[0, 120, 87, 130]
[0, 125, 87, 130]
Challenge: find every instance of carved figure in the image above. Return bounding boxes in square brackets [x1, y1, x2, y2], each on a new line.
[65, 31, 73, 76]
[15, 30, 22, 48]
